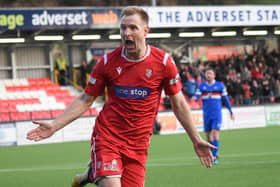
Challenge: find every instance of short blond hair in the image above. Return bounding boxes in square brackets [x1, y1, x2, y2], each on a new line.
[120, 6, 149, 25]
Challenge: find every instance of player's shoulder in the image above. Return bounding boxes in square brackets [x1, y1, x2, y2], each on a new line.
[213, 81, 225, 89]
[150, 45, 168, 58]
[149, 45, 174, 66]
[198, 82, 207, 90]
[99, 46, 122, 65]
[215, 80, 225, 86]
[150, 45, 166, 55]
[106, 46, 122, 59]
[199, 81, 207, 86]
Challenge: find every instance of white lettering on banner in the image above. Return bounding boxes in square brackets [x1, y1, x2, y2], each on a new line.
[32, 11, 88, 26]
[144, 6, 280, 27]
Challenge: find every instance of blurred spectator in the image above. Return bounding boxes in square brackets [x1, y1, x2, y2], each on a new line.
[250, 79, 262, 104]
[87, 57, 98, 73]
[182, 73, 198, 99]
[79, 60, 88, 88]
[179, 63, 188, 83]
[228, 68, 237, 80]
[224, 75, 235, 101]
[261, 74, 274, 103]
[250, 65, 263, 80]
[276, 69, 280, 80]
[241, 66, 252, 82]
[242, 81, 251, 105]
[274, 79, 280, 103]
[54, 52, 68, 86]
[232, 77, 243, 105]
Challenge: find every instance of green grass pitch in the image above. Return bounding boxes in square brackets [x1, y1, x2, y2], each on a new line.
[0, 126, 279, 187]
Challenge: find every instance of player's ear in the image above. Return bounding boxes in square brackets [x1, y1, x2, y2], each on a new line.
[144, 26, 150, 37]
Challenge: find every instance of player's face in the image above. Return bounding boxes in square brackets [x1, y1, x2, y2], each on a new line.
[205, 70, 215, 83]
[120, 14, 149, 59]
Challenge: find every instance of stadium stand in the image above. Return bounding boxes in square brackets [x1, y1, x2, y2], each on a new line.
[173, 46, 280, 106]
[0, 1, 279, 123]
[0, 78, 98, 123]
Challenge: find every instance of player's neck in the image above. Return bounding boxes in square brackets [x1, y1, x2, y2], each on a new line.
[123, 44, 149, 61]
[207, 80, 215, 85]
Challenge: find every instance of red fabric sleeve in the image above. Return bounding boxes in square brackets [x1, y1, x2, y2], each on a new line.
[84, 57, 106, 96]
[163, 56, 182, 96]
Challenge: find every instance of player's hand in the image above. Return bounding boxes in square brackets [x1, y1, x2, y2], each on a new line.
[193, 140, 217, 168]
[26, 121, 56, 141]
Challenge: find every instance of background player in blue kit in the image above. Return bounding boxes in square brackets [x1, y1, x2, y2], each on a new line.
[194, 68, 235, 164]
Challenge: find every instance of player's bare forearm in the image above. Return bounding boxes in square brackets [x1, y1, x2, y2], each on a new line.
[169, 92, 202, 144]
[170, 92, 216, 168]
[51, 92, 96, 132]
[27, 93, 96, 141]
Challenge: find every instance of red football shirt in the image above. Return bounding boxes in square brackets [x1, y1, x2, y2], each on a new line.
[85, 45, 181, 150]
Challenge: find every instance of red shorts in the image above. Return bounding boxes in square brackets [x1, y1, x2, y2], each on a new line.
[89, 136, 148, 187]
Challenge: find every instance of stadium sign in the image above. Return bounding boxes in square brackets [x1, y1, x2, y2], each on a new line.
[0, 8, 122, 30]
[145, 5, 280, 28]
[31, 10, 88, 27]
[1, 6, 280, 30]
[264, 105, 280, 126]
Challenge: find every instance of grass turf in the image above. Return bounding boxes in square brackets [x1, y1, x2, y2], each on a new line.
[0, 126, 279, 187]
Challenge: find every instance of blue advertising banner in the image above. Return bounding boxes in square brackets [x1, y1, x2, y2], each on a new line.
[1, 6, 280, 30]
[0, 8, 122, 30]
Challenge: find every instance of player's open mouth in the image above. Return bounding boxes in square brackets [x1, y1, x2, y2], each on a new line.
[125, 39, 135, 49]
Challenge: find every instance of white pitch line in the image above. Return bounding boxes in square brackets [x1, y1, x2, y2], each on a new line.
[0, 165, 84, 173]
[148, 151, 280, 162]
[147, 159, 280, 167]
[0, 159, 279, 173]
[0, 152, 279, 173]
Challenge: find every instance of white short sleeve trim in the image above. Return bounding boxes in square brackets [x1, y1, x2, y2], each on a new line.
[162, 53, 169, 66]
[104, 54, 108, 65]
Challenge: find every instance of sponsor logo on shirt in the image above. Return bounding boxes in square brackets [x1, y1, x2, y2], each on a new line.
[89, 77, 96, 84]
[103, 159, 120, 171]
[114, 85, 150, 99]
[169, 74, 180, 85]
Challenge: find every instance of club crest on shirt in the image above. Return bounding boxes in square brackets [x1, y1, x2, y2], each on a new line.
[103, 159, 120, 171]
[145, 69, 153, 78]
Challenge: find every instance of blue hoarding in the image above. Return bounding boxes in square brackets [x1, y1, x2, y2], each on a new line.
[0, 8, 122, 30]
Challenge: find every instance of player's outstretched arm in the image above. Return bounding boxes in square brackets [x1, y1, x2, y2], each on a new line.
[193, 140, 216, 168]
[27, 121, 55, 141]
[169, 91, 216, 168]
[26, 92, 97, 141]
